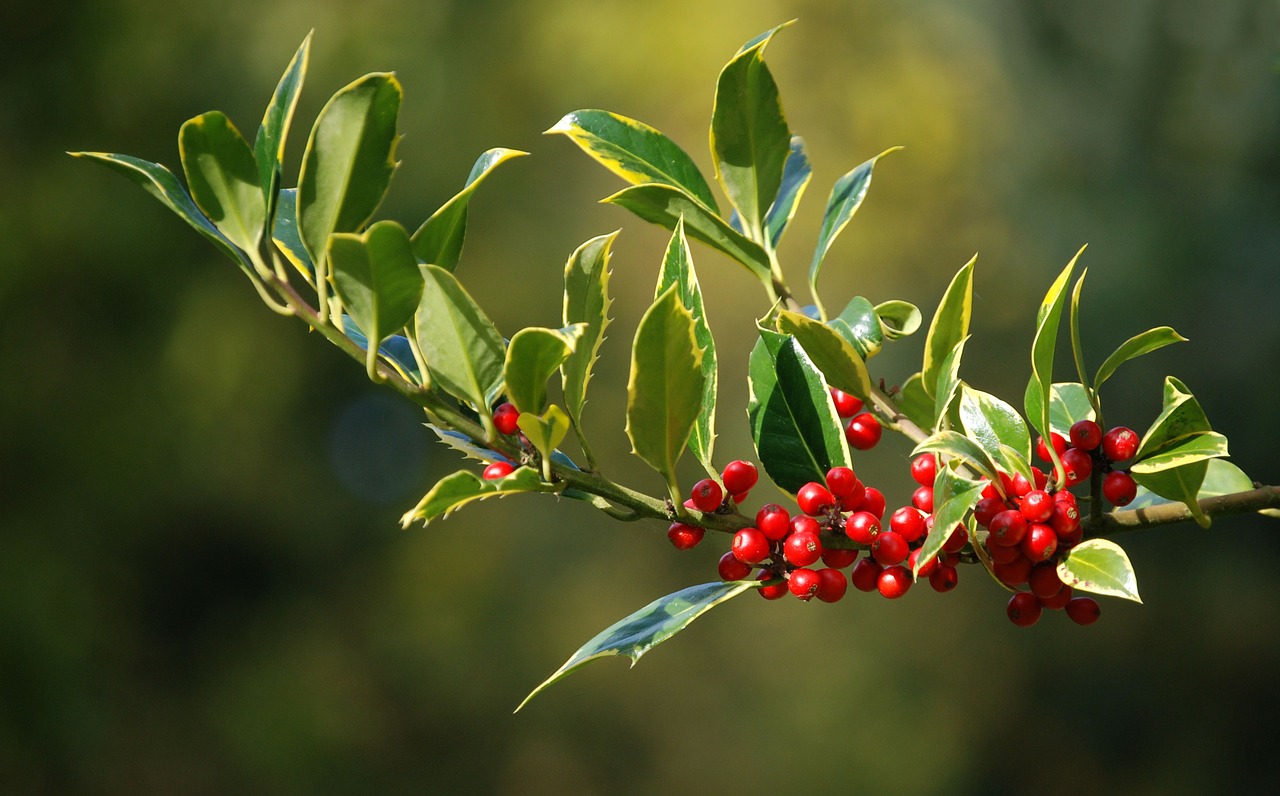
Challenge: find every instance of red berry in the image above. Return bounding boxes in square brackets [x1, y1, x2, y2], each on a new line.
[993, 557, 1032, 586]
[1021, 523, 1058, 562]
[785, 531, 824, 567]
[1039, 584, 1073, 610]
[732, 527, 770, 565]
[756, 570, 788, 600]
[1059, 448, 1093, 487]
[482, 461, 515, 480]
[1057, 521, 1084, 549]
[889, 507, 927, 544]
[790, 515, 821, 537]
[942, 523, 969, 553]
[493, 402, 521, 435]
[859, 487, 886, 519]
[788, 567, 821, 601]
[1036, 432, 1069, 463]
[731, 490, 751, 504]
[988, 510, 1028, 547]
[929, 563, 959, 593]
[974, 496, 1004, 528]
[830, 387, 864, 418]
[718, 551, 752, 581]
[821, 547, 859, 569]
[755, 504, 791, 541]
[825, 466, 858, 498]
[1028, 562, 1065, 600]
[667, 522, 704, 550]
[1101, 427, 1140, 463]
[910, 454, 937, 487]
[797, 481, 834, 516]
[987, 539, 1023, 564]
[1020, 489, 1055, 523]
[1011, 471, 1035, 498]
[1053, 489, 1079, 507]
[909, 546, 939, 578]
[845, 412, 883, 450]
[1069, 419, 1103, 451]
[844, 511, 881, 545]
[872, 530, 909, 566]
[1102, 471, 1138, 507]
[1066, 596, 1102, 625]
[815, 568, 849, 603]
[1049, 501, 1081, 540]
[1007, 592, 1043, 627]
[850, 557, 882, 592]
[911, 486, 934, 514]
[877, 566, 913, 599]
[689, 478, 724, 512]
[722, 460, 759, 495]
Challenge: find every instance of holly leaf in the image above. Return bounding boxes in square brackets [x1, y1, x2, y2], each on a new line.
[1024, 382, 1096, 437]
[829, 296, 883, 360]
[415, 264, 505, 417]
[411, 147, 528, 271]
[271, 188, 313, 278]
[1024, 246, 1085, 482]
[561, 232, 616, 427]
[958, 385, 1032, 472]
[179, 111, 267, 255]
[400, 467, 554, 527]
[1095, 326, 1188, 392]
[254, 32, 311, 222]
[1056, 539, 1142, 603]
[503, 324, 587, 415]
[915, 465, 984, 576]
[775, 310, 872, 401]
[764, 136, 813, 248]
[875, 299, 922, 341]
[921, 255, 975, 398]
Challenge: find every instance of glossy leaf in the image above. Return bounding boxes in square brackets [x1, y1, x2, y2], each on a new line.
[1131, 462, 1211, 526]
[71, 152, 253, 274]
[775, 310, 872, 401]
[1068, 269, 1091, 398]
[411, 147, 527, 271]
[179, 111, 267, 255]
[1128, 459, 1256, 511]
[546, 110, 718, 212]
[830, 296, 883, 360]
[516, 580, 755, 712]
[959, 385, 1032, 469]
[1025, 247, 1085, 481]
[604, 183, 772, 282]
[764, 135, 812, 248]
[625, 285, 705, 498]
[912, 430, 1000, 483]
[271, 188, 313, 277]
[297, 72, 402, 286]
[895, 373, 934, 433]
[1094, 326, 1188, 392]
[1135, 376, 1213, 459]
[1024, 381, 1096, 437]
[932, 338, 968, 430]
[1056, 539, 1142, 603]
[748, 328, 852, 495]
[400, 467, 553, 527]
[561, 233, 616, 425]
[415, 264, 505, 414]
[656, 219, 717, 472]
[875, 300, 922, 341]
[503, 324, 587, 415]
[518, 405, 573, 480]
[710, 24, 791, 241]
[921, 255, 975, 398]
[254, 32, 311, 221]
[915, 465, 984, 576]
[1131, 432, 1228, 474]
[808, 147, 900, 316]
[328, 220, 424, 379]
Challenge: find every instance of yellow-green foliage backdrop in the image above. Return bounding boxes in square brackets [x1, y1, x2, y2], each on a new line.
[3, 1, 1279, 793]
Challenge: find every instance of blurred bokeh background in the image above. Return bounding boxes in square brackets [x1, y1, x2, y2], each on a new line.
[3, 0, 1279, 793]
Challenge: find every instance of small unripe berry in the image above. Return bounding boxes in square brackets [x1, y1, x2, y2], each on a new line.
[1069, 419, 1103, 451]
[910, 454, 937, 487]
[1059, 448, 1093, 487]
[482, 461, 515, 480]
[889, 506, 927, 544]
[756, 570, 788, 600]
[850, 557, 882, 592]
[722, 460, 759, 495]
[1101, 426, 1140, 463]
[877, 566, 913, 599]
[493, 402, 521, 435]
[1020, 489, 1055, 523]
[825, 466, 859, 498]
[667, 522, 704, 550]
[1102, 471, 1138, 507]
[1021, 523, 1058, 562]
[829, 387, 865, 418]
[815, 567, 849, 603]
[821, 547, 859, 569]
[845, 412, 883, 450]
[755, 504, 791, 541]
[859, 486, 886, 519]
[1066, 596, 1102, 625]
[911, 486, 935, 514]
[929, 563, 959, 593]
[872, 530, 909, 566]
[785, 531, 824, 567]
[718, 551, 752, 581]
[797, 481, 835, 516]
[988, 510, 1028, 547]
[788, 567, 821, 601]
[844, 511, 881, 545]
[1036, 432, 1069, 463]
[1007, 592, 1043, 627]
[732, 527, 770, 565]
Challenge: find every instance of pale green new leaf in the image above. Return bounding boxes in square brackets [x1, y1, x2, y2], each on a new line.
[180, 111, 267, 254]
[1094, 326, 1188, 392]
[775, 310, 872, 401]
[516, 580, 755, 712]
[254, 32, 311, 221]
[416, 264, 505, 415]
[1057, 539, 1142, 603]
[921, 255, 975, 398]
[400, 467, 553, 527]
[518, 405, 573, 481]
[1025, 246, 1085, 481]
[875, 300, 923, 341]
[562, 233, 616, 425]
[503, 324, 587, 415]
[411, 147, 528, 271]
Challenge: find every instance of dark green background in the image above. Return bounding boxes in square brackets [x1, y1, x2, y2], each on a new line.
[3, 1, 1279, 793]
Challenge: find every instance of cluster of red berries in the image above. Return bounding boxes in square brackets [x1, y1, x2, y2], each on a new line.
[832, 388, 882, 451]
[980, 419, 1141, 627]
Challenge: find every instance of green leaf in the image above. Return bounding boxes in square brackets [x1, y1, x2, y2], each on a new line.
[808, 147, 901, 317]
[748, 328, 852, 495]
[915, 464, 984, 576]
[546, 110, 718, 213]
[1025, 246, 1085, 481]
[912, 430, 1000, 483]
[1056, 539, 1142, 603]
[1024, 382, 1096, 437]
[503, 325, 587, 415]
[932, 338, 968, 431]
[254, 32, 311, 223]
[1135, 376, 1214, 459]
[1128, 459, 1258, 511]
[764, 135, 812, 248]
[894, 373, 934, 433]
[710, 24, 792, 242]
[958, 385, 1032, 471]
[411, 147, 528, 271]
[328, 220, 424, 379]
[656, 218, 718, 472]
[516, 580, 755, 712]
[1131, 461, 1212, 526]
[1131, 432, 1228, 474]
[1094, 326, 1189, 392]
[271, 188, 313, 278]
[179, 111, 267, 255]
[875, 300, 922, 341]
[626, 284, 706, 500]
[775, 310, 872, 401]
[603, 183, 772, 282]
[415, 264, 505, 415]
[561, 233, 616, 426]
[1068, 269, 1091, 399]
[518, 405, 573, 481]
[340, 317, 420, 383]
[921, 255, 976, 399]
[830, 296, 883, 360]
[70, 152, 253, 275]
[400, 467, 553, 527]
[297, 72, 402, 289]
